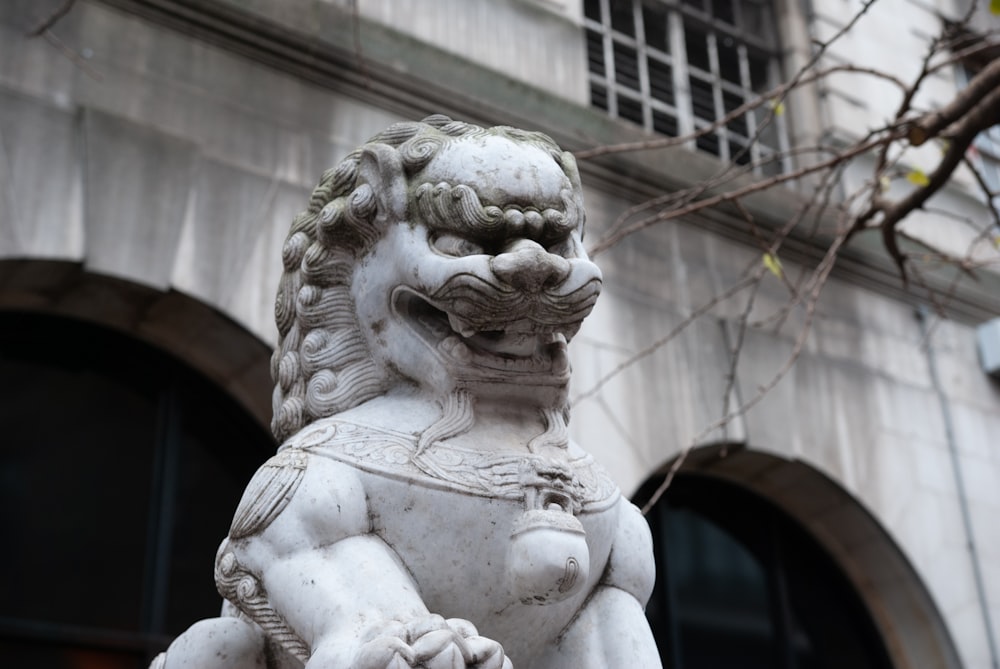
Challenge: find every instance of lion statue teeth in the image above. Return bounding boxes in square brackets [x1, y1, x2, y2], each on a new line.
[152, 116, 662, 669]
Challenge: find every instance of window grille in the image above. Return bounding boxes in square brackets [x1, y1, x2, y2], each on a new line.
[584, 0, 789, 173]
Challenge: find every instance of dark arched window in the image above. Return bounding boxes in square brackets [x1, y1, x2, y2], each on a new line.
[0, 312, 275, 668]
[637, 473, 894, 669]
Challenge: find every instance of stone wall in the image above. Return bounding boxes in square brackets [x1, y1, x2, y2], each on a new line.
[2, 1, 998, 667]
[574, 185, 1000, 668]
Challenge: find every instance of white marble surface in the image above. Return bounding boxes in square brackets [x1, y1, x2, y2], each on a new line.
[155, 118, 661, 668]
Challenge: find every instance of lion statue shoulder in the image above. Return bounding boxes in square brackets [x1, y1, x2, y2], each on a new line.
[152, 116, 662, 669]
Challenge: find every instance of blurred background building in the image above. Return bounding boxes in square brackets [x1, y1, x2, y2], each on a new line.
[1, 0, 998, 667]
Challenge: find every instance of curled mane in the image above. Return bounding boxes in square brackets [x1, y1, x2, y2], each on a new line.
[270, 115, 576, 442]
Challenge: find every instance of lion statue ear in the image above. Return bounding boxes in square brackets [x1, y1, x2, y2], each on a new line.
[357, 143, 408, 224]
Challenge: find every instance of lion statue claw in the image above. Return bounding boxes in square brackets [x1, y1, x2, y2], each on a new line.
[154, 116, 661, 669]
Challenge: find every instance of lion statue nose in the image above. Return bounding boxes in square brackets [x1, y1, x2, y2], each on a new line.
[491, 239, 572, 293]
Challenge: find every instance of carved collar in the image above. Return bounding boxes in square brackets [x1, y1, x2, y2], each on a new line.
[284, 419, 619, 512]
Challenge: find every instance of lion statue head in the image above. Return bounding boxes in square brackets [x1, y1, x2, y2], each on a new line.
[271, 115, 602, 445]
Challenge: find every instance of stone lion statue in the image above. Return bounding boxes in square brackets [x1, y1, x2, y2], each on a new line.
[154, 116, 661, 669]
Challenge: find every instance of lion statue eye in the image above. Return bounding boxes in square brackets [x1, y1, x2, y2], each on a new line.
[432, 233, 486, 257]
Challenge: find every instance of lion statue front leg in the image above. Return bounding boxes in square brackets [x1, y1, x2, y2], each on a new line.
[156, 451, 511, 669]
[532, 501, 662, 668]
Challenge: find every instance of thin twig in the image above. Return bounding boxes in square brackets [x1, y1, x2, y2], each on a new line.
[26, 0, 76, 37]
[575, 65, 902, 161]
[42, 30, 102, 81]
[573, 273, 761, 405]
[641, 231, 848, 515]
[590, 132, 897, 255]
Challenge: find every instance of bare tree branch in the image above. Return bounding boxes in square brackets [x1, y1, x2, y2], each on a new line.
[573, 272, 762, 405]
[909, 58, 1000, 146]
[575, 65, 905, 160]
[577, 0, 999, 505]
[590, 132, 896, 256]
[641, 231, 848, 515]
[861, 77, 1000, 280]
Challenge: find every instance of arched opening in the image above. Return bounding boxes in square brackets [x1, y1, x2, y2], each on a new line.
[0, 260, 274, 429]
[634, 446, 962, 669]
[0, 306, 276, 666]
[637, 473, 893, 669]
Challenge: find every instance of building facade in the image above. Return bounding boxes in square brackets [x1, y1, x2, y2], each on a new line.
[1, 0, 998, 667]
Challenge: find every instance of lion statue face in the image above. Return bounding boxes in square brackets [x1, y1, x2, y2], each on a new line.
[351, 132, 602, 405]
[270, 116, 601, 443]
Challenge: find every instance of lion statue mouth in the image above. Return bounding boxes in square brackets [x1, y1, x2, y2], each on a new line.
[395, 272, 601, 379]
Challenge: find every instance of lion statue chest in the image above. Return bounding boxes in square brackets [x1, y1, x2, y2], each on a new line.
[296, 418, 623, 659]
